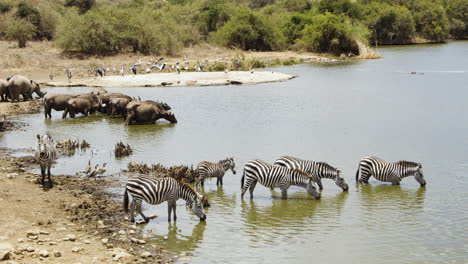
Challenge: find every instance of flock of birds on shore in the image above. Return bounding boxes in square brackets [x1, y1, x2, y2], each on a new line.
[56, 56, 244, 82]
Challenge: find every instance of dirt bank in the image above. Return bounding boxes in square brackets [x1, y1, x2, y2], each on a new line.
[46, 71, 296, 88]
[0, 150, 172, 263]
[0, 41, 362, 85]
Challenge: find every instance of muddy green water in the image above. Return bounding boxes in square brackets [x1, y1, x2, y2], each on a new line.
[1, 41, 467, 263]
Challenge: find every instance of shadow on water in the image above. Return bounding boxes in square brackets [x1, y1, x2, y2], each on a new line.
[199, 185, 237, 209]
[148, 221, 207, 253]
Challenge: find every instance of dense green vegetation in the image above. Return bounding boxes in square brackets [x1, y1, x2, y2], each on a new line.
[0, 0, 466, 55]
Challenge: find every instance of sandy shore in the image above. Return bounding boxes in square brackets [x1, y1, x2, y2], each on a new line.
[45, 71, 296, 88]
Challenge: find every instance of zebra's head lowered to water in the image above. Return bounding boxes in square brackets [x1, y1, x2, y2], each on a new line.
[335, 169, 349, 191]
[222, 157, 236, 174]
[397, 160, 426, 187]
[188, 194, 207, 221]
[306, 179, 321, 199]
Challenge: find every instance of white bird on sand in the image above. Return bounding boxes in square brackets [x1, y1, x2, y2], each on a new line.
[145, 68, 151, 73]
[176, 62, 181, 74]
[88, 165, 99, 179]
[79, 159, 92, 175]
[120, 65, 125, 76]
[135, 58, 142, 66]
[66, 68, 73, 82]
[96, 163, 107, 177]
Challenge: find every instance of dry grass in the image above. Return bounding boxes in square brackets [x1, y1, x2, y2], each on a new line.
[0, 41, 347, 83]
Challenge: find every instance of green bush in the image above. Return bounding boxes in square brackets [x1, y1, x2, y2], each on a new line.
[406, 0, 449, 42]
[65, 0, 96, 14]
[317, 0, 362, 19]
[212, 7, 283, 51]
[282, 12, 314, 44]
[445, 0, 468, 38]
[6, 18, 35, 48]
[56, 10, 120, 54]
[366, 5, 415, 44]
[299, 12, 360, 55]
[196, 0, 234, 36]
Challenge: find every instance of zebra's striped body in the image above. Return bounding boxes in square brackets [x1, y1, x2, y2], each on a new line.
[356, 156, 426, 186]
[241, 160, 321, 200]
[124, 176, 206, 222]
[196, 157, 236, 186]
[274, 156, 348, 191]
[34, 134, 56, 187]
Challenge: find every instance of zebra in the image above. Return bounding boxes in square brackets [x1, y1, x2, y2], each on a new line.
[123, 176, 207, 223]
[355, 156, 426, 187]
[34, 134, 57, 187]
[274, 156, 348, 191]
[241, 159, 321, 200]
[195, 157, 236, 186]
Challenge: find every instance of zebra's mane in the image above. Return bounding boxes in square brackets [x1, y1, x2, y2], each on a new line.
[177, 179, 199, 200]
[316, 161, 338, 172]
[396, 160, 420, 168]
[219, 158, 232, 164]
[290, 168, 311, 178]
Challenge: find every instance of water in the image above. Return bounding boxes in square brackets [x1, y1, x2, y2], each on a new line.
[1, 41, 467, 263]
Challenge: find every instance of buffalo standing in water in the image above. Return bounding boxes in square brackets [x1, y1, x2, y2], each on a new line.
[125, 101, 177, 125]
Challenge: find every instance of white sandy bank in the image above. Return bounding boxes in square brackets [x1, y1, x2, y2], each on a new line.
[45, 71, 296, 88]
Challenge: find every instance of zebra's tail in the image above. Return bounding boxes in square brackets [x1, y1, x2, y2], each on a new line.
[241, 169, 245, 190]
[123, 188, 129, 213]
[355, 164, 360, 182]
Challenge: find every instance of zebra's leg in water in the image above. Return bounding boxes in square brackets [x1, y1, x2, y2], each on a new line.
[280, 187, 288, 200]
[136, 199, 149, 223]
[241, 180, 251, 199]
[47, 165, 53, 187]
[167, 200, 177, 221]
[249, 180, 257, 199]
[129, 200, 136, 223]
[218, 177, 223, 186]
[317, 179, 323, 190]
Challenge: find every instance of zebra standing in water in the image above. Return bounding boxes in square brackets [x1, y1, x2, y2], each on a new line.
[124, 176, 206, 223]
[274, 156, 349, 191]
[34, 134, 57, 187]
[241, 160, 321, 200]
[356, 156, 426, 186]
[195, 157, 236, 186]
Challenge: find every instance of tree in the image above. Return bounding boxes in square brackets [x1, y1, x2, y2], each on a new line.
[6, 19, 35, 48]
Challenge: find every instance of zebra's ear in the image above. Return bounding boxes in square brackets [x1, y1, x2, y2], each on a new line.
[36, 134, 40, 140]
[418, 163, 422, 169]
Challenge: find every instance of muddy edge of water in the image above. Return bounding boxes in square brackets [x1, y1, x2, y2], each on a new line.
[0, 121, 173, 263]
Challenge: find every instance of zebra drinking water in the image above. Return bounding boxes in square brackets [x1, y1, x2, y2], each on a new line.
[34, 134, 57, 187]
[241, 160, 321, 200]
[195, 157, 236, 186]
[123, 176, 207, 222]
[355, 156, 426, 186]
[274, 156, 348, 191]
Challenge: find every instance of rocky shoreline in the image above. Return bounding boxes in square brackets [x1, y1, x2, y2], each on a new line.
[0, 150, 173, 263]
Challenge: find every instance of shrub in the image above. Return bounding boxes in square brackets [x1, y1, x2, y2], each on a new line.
[299, 12, 359, 55]
[282, 12, 313, 44]
[445, 0, 468, 38]
[6, 18, 35, 48]
[212, 7, 282, 51]
[196, 0, 234, 36]
[65, 0, 96, 14]
[367, 5, 416, 44]
[317, 0, 362, 19]
[0, 0, 13, 13]
[406, 0, 449, 42]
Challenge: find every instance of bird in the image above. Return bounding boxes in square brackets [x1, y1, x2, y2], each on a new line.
[79, 159, 92, 175]
[135, 58, 142, 66]
[130, 65, 137, 75]
[120, 65, 125, 76]
[236, 59, 241, 69]
[96, 163, 107, 177]
[88, 165, 99, 180]
[66, 68, 73, 82]
[49, 73, 54, 81]
[175, 62, 181, 74]
[145, 68, 151, 73]
[96, 67, 104, 77]
[198, 61, 204, 72]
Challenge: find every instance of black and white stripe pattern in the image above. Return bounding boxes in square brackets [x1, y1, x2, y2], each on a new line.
[241, 160, 321, 200]
[34, 134, 56, 187]
[123, 176, 206, 222]
[196, 157, 236, 186]
[274, 156, 348, 191]
[356, 156, 426, 186]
